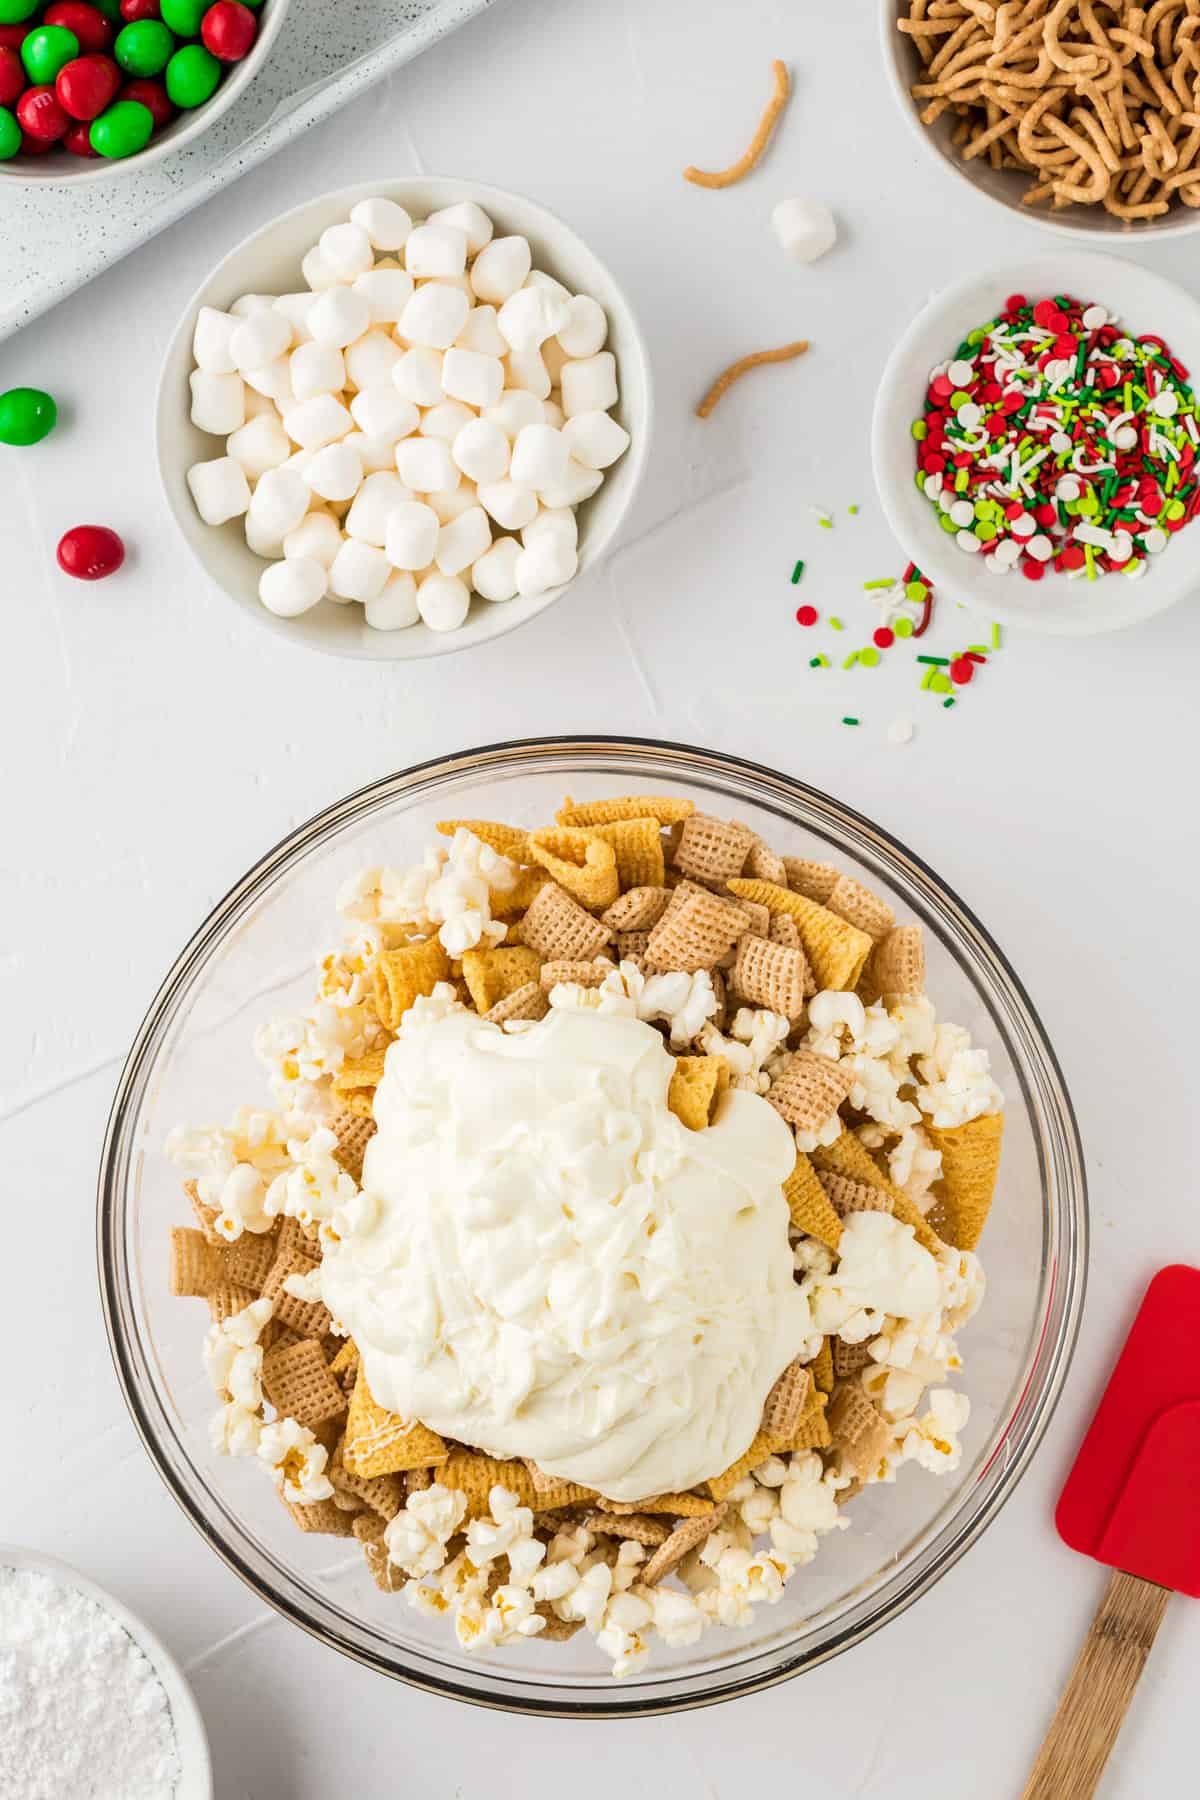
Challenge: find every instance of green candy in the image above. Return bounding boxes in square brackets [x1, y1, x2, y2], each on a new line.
[22, 24, 79, 82]
[91, 0, 122, 17]
[0, 0, 38, 22]
[0, 105, 19, 161]
[159, 0, 208, 33]
[90, 98, 154, 159]
[165, 43, 220, 107]
[115, 19, 176, 77]
[0, 387, 58, 447]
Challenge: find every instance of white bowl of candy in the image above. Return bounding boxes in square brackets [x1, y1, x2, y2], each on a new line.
[158, 178, 651, 659]
[872, 250, 1200, 636]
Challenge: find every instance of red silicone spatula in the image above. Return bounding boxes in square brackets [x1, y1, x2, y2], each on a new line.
[1023, 1264, 1200, 1800]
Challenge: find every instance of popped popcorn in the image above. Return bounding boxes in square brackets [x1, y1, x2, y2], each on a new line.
[257, 1417, 334, 1503]
[384, 1483, 467, 1578]
[916, 1023, 1005, 1128]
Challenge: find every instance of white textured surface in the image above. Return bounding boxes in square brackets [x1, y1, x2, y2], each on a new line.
[0, 0, 1195, 1793]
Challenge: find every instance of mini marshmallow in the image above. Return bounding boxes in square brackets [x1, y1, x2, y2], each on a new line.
[248, 466, 311, 538]
[284, 511, 343, 569]
[273, 292, 316, 342]
[556, 294, 607, 358]
[283, 393, 353, 451]
[428, 481, 474, 524]
[260, 556, 327, 618]
[441, 346, 505, 411]
[301, 247, 338, 292]
[245, 512, 285, 558]
[345, 330, 402, 391]
[477, 479, 538, 530]
[417, 571, 471, 631]
[289, 341, 346, 403]
[242, 357, 293, 409]
[230, 294, 276, 317]
[395, 436, 458, 494]
[392, 347, 445, 406]
[562, 409, 630, 470]
[510, 422, 571, 493]
[351, 386, 418, 444]
[241, 386, 277, 420]
[398, 283, 471, 350]
[770, 197, 837, 264]
[226, 412, 291, 481]
[193, 306, 238, 374]
[343, 431, 399, 475]
[404, 222, 469, 279]
[229, 310, 292, 374]
[538, 458, 604, 510]
[483, 390, 544, 439]
[427, 201, 494, 256]
[345, 471, 413, 546]
[457, 305, 508, 357]
[435, 504, 492, 577]
[304, 443, 364, 503]
[308, 285, 372, 350]
[187, 456, 251, 525]
[542, 399, 565, 429]
[525, 269, 572, 303]
[319, 221, 374, 280]
[329, 537, 390, 602]
[452, 417, 510, 484]
[471, 534, 521, 602]
[504, 348, 551, 399]
[522, 506, 578, 552]
[470, 234, 532, 304]
[366, 570, 420, 630]
[384, 500, 440, 569]
[350, 196, 413, 252]
[515, 539, 577, 597]
[353, 267, 414, 324]
[190, 370, 246, 436]
[560, 352, 618, 418]
[420, 399, 477, 443]
[497, 285, 570, 353]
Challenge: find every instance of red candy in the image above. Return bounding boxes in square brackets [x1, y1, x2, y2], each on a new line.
[949, 656, 974, 686]
[121, 73, 171, 125]
[120, 0, 160, 17]
[63, 117, 98, 153]
[0, 44, 23, 106]
[45, 3, 113, 51]
[17, 85, 69, 142]
[19, 128, 53, 151]
[795, 605, 818, 627]
[56, 52, 119, 120]
[1021, 558, 1045, 581]
[57, 525, 126, 581]
[873, 627, 895, 649]
[0, 24, 32, 51]
[202, 0, 256, 60]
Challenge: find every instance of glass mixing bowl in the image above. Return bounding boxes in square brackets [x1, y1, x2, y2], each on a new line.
[98, 738, 1087, 1717]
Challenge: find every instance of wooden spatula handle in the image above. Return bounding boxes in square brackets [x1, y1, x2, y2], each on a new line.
[1022, 1568, 1170, 1800]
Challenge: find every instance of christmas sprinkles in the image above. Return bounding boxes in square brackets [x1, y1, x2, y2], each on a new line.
[914, 294, 1200, 584]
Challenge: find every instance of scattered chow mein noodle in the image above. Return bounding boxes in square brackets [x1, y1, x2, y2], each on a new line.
[898, 0, 1200, 221]
[684, 59, 792, 188]
[695, 340, 810, 419]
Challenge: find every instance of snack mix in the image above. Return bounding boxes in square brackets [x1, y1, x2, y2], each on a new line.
[168, 795, 1004, 1678]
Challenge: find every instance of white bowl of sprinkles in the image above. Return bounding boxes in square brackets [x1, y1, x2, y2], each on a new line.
[0, 1546, 211, 1798]
[872, 250, 1200, 635]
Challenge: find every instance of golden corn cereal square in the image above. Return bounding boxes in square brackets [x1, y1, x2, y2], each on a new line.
[460, 945, 542, 1014]
[556, 794, 696, 828]
[343, 1364, 449, 1478]
[783, 1153, 843, 1248]
[924, 1112, 1004, 1251]
[586, 817, 666, 890]
[728, 879, 872, 992]
[668, 1055, 730, 1130]
[527, 827, 620, 910]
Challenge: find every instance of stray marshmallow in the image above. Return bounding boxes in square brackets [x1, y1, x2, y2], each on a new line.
[417, 571, 471, 631]
[396, 436, 458, 494]
[770, 197, 837, 265]
[308, 286, 372, 350]
[497, 285, 570, 354]
[192, 307, 238, 374]
[226, 412, 291, 481]
[229, 310, 292, 374]
[304, 443, 363, 503]
[556, 295, 607, 358]
[351, 387, 418, 445]
[441, 346, 505, 411]
[476, 479, 538, 530]
[452, 418, 510, 484]
[384, 500, 440, 570]
[471, 534, 521, 602]
[190, 370, 245, 436]
[560, 352, 618, 419]
[510, 423, 571, 493]
[350, 196, 413, 252]
[187, 456, 251, 525]
[248, 467, 311, 539]
[284, 511, 342, 569]
[515, 539, 577, 598]
[392, 347, 445, 407]
[284, 394, 354, 451]
[260, 556, 327, 618]
[329, 538, 390, 602]
[399, 283, 471, 350]
[434, 505, 492, 577]
[353, 267, 414, 324]
[345, 331, 402, 391]
[366, 570, 420, 630]
[345, 472, 413, 547]
[319, 222, 374, 280]
[405, 222, 469, 280]
[470, 235, 532, 305]
[562, 410, 630, 470]
[290, 342, 346, 403]
[427, 201, 494, 256]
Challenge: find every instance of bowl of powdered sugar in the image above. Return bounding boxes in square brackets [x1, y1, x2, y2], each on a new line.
[0, 1549, 211, 1799]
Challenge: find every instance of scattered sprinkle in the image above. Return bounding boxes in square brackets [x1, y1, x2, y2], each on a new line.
[795, 603, 818, 626]
[916, 654, 950, 666]
[942, 697, 956, 709]
[791, 559, 805, 584]
[991, 621, 1002, 648]
[857, 645, 881, 667]
[809, 654, 829, 668]
[829, 616, 844, 631]
[873, 626, 895, 648]
[841, 716, 860, 726]
[842, 651, 860, 669]
[848, 504, 860, 515]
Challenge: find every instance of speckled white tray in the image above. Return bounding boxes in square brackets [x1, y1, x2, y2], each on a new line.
[0, 0, 495, 342]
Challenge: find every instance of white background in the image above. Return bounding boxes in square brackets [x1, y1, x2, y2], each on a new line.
[2, 1, 1197, 1794]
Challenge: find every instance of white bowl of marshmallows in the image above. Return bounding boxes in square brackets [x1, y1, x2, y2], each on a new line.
[158, 179, 651, 658]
